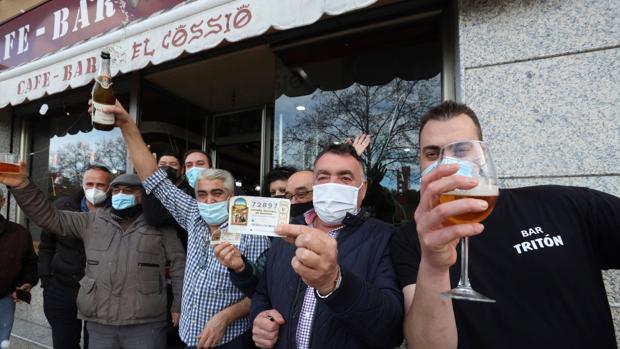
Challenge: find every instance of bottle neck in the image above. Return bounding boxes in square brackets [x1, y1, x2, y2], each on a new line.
[98, 58, 111, 77]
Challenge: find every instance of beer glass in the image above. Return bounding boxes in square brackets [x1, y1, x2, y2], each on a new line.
[0, 153, 19, 174]
[438, 140, 499, 303]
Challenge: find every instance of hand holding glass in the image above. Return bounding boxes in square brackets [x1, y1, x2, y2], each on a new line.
[438, 140, 499, 303]
[0, 153, 19, 174]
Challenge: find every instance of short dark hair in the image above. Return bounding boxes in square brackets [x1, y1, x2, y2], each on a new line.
[419, 101, 483, 141]
[158, 152, 182, 164]
[314, 143, 366, 179]
[265, 166, 297, 185]
[262, 166, 297, 196]
[183, 149, 211, 167]
[84, 164, 111, 174]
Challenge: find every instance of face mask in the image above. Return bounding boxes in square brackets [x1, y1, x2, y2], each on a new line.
[290, 202, 314, 218]
[198, 201, 228, 225]
[84, 188, 107, 205]
[419, 158, 474, 183]
[419, 161, 438, 183]
[111, 193, 137, 210]
[272, 195, 286, 199]
[161, 166, 179, 183]
[186, 167, 206, 189]
[312, 183, 362, 225]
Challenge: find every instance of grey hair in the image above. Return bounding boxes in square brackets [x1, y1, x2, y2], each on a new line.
[195, 168, 235, 194]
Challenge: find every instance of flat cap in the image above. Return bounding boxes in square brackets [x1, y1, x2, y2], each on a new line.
[109, 173, 142, 187]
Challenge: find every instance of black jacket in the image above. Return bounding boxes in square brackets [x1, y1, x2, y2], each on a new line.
[38, 191, 88, 289]
[0, 214, 38, 297]
[251, 211, 404, 349]
[141, 180, 193, 250]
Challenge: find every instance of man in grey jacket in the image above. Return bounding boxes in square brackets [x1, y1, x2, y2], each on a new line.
[0, 171, 185, 349]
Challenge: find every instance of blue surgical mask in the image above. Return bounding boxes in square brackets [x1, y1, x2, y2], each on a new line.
[186, 167, 206, 189]
[419, 161, 438, 183]
[419, 158, 474, 184]
[198, 201, 228, 225]
[112, 193, 137, 210]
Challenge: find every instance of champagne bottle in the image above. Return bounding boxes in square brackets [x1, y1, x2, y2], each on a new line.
[91, 51, 115, 131]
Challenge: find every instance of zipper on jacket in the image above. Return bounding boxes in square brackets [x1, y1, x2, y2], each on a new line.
[288, 278, 304, 349]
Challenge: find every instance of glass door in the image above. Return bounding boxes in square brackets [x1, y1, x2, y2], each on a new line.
[211, 108, 264, 196]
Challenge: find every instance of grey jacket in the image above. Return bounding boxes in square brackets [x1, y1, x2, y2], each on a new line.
[11, 182, 185, 326]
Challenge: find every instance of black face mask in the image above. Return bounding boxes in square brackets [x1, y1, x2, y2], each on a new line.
[161, 166, 179, 183]
[111, 205, 142, 221]
[290, 202, 314, 218]
[272, 195, 286, 199]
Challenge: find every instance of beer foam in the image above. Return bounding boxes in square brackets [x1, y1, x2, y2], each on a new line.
[445, 183, 499, 196]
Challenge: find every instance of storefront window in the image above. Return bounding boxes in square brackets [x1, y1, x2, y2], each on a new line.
[22, 86, 130, 201]
[48, 129, 126, 198]
[273, 18, 442, 224]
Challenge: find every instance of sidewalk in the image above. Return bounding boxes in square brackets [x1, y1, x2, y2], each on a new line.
[9, 285, 52, 349]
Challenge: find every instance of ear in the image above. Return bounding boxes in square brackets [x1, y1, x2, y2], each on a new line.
[357, 180, 368, 204]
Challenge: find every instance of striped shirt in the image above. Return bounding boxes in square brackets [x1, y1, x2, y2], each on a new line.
[144, 169, 270, 347]
[296, 209, 342, 349]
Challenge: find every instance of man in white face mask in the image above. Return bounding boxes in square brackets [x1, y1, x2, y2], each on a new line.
[251, 143, 404, 349]
[38, 164, 111, 349]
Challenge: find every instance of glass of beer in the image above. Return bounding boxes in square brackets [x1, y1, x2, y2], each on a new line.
[438, 140, 499, 303]
[0, 153, 19, 174]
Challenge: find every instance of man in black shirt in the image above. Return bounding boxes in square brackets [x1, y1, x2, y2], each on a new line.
[390, 101, 620, 349]
[142, 152, 193, 249]
[140, 152, 190, 349]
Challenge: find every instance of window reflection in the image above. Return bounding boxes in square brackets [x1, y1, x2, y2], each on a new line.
[273, 20, 442, 224]
[48, 129, 126, 198]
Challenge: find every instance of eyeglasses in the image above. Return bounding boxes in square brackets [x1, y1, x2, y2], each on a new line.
[284, 189, 312, 200]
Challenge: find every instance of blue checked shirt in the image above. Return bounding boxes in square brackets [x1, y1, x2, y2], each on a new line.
[144, 169, 270, 347]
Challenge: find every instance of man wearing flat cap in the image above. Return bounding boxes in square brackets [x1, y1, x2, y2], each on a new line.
[0, 167, 186, 349]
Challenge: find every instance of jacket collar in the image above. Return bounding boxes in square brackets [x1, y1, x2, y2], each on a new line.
[292, 208, 368, 228]
[99, 207, 147, 231]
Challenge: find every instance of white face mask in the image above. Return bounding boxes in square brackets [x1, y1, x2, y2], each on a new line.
[312, 182, 362, 225]
[84, 188, 107, 205]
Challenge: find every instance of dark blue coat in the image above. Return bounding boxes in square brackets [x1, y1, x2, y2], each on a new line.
[251, 211, 404, 349]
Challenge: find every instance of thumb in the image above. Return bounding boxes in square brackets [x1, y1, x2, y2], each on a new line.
[269, 310, 285, 325]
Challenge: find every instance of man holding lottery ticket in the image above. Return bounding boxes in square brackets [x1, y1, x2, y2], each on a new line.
[102, 100, 270, 349]
[250, 143, 403, 349]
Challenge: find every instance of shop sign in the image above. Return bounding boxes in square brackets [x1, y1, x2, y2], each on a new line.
[0, 0, 376, 108]
[0, 0, 187, 71]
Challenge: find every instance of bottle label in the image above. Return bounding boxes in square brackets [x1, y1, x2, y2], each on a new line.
[95, 77, 113, 89]
[92, 101, 115, 125]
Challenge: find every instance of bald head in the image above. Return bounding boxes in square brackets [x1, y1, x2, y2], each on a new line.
[286, 170, 313, 204]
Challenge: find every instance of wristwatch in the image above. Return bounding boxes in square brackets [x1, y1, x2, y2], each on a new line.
[316, 267, 342, 299]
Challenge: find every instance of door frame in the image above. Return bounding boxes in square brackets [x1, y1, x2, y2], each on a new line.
[209, 104, 272, 191]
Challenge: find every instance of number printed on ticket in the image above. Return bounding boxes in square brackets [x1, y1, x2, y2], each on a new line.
[227, 196, 291, 237]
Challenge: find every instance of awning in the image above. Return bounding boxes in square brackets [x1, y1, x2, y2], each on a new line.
[0, 0, 377, 108]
